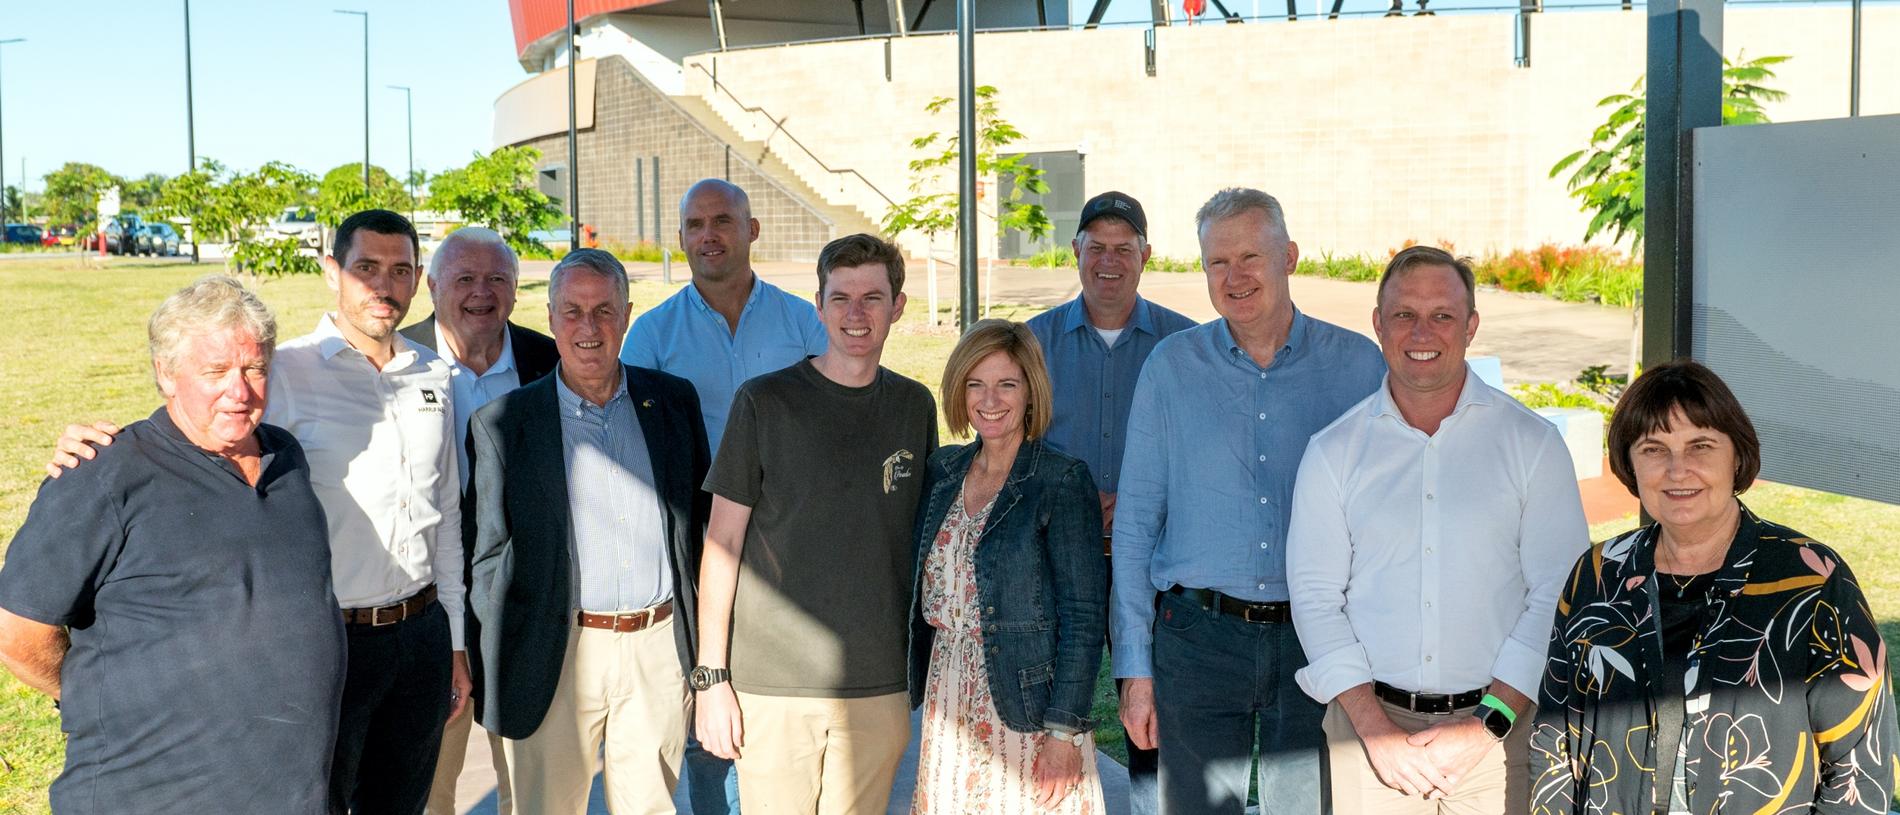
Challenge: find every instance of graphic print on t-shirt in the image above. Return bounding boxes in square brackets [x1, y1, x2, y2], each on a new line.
[882, 449, 915, 494]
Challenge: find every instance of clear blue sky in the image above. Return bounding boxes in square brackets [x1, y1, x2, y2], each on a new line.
[0, 0, 1526, 193]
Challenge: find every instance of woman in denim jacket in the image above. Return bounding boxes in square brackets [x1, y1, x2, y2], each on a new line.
[907, 319, 1109, 813]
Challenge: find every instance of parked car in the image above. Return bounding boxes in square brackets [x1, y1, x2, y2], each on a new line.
[4, 223, 42, 244]
[102, 215, 144, 255]
[267, 207, 323, 252]
[136, 223, 182, 256]
[42, 224, 77, 247]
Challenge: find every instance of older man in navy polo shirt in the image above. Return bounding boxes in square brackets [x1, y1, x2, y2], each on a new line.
[1026, 190, 1194, 815]
[0, 276, 346, 814]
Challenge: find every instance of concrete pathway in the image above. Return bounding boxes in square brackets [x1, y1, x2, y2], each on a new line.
[452, 709, 1132, 815]
[523, 258, 1637, 385]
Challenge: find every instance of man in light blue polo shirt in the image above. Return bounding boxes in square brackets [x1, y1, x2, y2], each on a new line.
[618, 177, 824, 814]
[1113, 188, 1386, 815]
[1026, 190, 1193, 815]
[621, 179, 826, 455]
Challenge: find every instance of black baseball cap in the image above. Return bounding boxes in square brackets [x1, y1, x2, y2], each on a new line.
[1076, 191, 1146, 238]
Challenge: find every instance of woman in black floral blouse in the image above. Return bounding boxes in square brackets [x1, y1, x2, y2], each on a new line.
[1531, 360, 1897, 815]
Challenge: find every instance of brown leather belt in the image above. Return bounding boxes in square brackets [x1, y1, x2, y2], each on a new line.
[342, 585, 438, 627]
[1166, 585, 1292, 624]
[1374, 681, 1486, 715]
[578, 601, 673, 633]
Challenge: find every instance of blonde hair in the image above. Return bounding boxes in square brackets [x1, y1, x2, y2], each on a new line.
[148, 275, 276, 383]
[939, 319, 1053, 440]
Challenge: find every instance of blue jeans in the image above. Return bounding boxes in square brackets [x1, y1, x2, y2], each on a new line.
[1151, 590, 1324, 815]
[683, 729, 741, 814]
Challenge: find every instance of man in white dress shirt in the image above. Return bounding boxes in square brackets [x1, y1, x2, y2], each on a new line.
[1286, 245, 1589, 815]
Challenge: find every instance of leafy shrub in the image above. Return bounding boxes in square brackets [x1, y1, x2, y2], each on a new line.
[604, 240, 685, 264]
[1147, 255, 1202, 274]
[1296, 253, 1382, 283]
[1510, 381, 1615, 426]
[1023, 246, 1074, 269]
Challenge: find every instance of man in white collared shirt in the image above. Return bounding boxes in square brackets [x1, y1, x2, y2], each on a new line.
[1286, 246, 1588, 815]
[266, 209, 471, 814]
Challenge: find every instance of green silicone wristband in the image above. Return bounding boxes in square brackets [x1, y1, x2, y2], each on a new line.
[1478, 693, 1517, 724]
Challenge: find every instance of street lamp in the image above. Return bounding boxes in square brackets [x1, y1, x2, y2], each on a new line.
[335, 10, 369, 194]
[0, 38, 24, 229]
[184, 0, 199, 261]
[387, 84, 413, 224]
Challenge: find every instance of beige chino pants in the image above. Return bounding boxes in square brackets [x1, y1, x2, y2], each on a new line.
[501, 617, 689, 815]
[425, 704, 512, 815]
[730, 690, 910, 815]
[1323, 698, 1532, 815]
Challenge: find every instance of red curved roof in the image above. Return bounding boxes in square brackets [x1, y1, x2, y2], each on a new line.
[508, 0, 665, 58]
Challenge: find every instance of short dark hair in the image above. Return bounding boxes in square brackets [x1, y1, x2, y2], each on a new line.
[1606, 359, 1762, 496]
[1378, 245, 1476, 312]
[816, 233, 905, 297]
[331, 209, 419, 266]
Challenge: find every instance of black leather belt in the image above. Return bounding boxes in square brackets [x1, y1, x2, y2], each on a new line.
[1374, 681, 1485, 715]
[1165, 585, 1291, 624]
[342, 585, 438, 627]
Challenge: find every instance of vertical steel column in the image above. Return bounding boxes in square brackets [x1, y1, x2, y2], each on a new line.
[184, 0, 198, 261]
[635, 162, 645, 243]
[566, 0, 579, 240]
[1642, 0, 1722, 366]
[652, 156, 662, 247]
[1850, 0, 1862, 116]
[956, 0, 977, 331]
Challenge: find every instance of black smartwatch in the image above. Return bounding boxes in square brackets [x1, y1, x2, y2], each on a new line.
[1473, 697, 1514, 741]
[689, 666, 731, 692]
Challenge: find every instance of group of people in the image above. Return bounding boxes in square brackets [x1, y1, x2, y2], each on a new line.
[0, 177, 1892, 815]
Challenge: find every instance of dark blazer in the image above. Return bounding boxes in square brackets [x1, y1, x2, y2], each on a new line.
[907, 438, 1107, 734]
[400, 317, 560, 387]
[463, 365, 711, 739]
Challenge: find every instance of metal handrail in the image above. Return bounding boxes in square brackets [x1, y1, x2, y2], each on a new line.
[686, 61, 898, 209]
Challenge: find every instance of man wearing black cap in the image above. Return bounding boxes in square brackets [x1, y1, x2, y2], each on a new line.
[1026, 191, 1194, 815]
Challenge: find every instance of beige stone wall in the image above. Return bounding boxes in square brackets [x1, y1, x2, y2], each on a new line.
[681, 7, 1900, 259]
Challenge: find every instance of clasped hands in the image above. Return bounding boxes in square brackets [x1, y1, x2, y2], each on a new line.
[1360, 714, 1495, 800]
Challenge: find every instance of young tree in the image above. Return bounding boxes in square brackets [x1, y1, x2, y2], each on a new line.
[155, 159, 317, 277]
[428, 146, 563, 256]
[881, 85, 1052, 251]
[314, 162, 412, 227]
[1550, 54, 1789, 250]
[41, 162, 118, 232]
[122, 172, 170, 212]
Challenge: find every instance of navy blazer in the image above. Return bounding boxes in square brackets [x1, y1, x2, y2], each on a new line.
[907, 437, 1107, 734]
[463, 365, 711, 739]
[399, 317, 560, 387]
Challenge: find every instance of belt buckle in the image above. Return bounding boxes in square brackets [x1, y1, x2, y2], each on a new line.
[1242, 604, 1270, 624]
[619, 609, 651, 632]
[371, 604, 401, 627]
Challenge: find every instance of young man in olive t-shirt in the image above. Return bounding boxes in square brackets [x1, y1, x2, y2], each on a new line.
[694, 233, 937, 815]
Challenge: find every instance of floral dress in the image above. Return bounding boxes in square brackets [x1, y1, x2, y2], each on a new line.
[1530, 507, 1898, 815]
[910, 490, 1106, 815]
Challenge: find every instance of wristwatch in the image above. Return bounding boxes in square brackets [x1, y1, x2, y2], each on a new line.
[1473, 698, 1514, 741]
[689, 666, 731, 692]
[1047, 729, 1087, 747]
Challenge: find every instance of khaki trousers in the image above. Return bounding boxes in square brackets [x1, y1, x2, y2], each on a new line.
[731, 690, 910, 815]
[501, 617, 689, 815]
[1323, 698, 1532, 815]
[425, 704, 511, 815]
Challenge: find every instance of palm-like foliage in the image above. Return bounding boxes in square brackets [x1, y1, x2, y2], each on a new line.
[1550, 54, 1790, 250]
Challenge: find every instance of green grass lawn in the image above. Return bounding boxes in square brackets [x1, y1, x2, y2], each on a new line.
[2, 257, 1898, 808]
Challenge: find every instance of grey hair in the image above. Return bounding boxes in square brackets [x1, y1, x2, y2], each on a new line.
[147, 275, 277, 382]
[549, 248, 629, 305]
[1194, 187, 1290, 244]
[678, 178, 752, 222]
[428, 226, 518, 282]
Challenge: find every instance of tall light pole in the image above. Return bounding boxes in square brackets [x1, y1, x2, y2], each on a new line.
[184, 0, 198, 261]
[336, 10, 369, 194]
[565, 0, 579, 239]
[955, 0, 976, 330]
[388, 85, 413, 224]
[0, 38, 23, 229]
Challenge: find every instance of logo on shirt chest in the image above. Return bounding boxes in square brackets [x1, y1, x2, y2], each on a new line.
[882, 449, 915, 494]
[417, 388, 447, 415]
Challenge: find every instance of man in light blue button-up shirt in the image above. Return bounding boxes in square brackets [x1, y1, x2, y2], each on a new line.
[619, 179, 822, 814]
[621, 179, 826, 454]
[1112, 189, 1385, 815]
[1026, 191, 1194, 815]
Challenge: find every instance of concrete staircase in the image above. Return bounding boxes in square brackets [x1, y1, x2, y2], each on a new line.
[666, 93, 887, 241]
